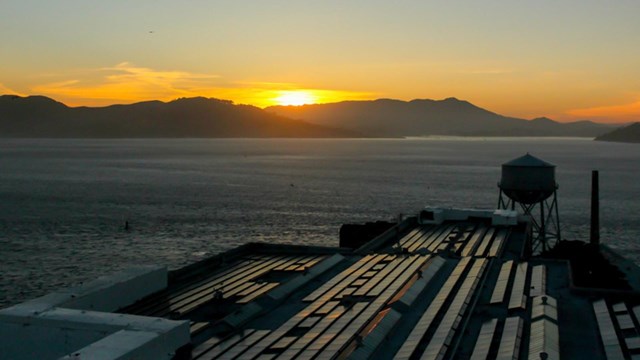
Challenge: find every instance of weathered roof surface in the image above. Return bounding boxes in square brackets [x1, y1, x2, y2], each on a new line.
[6, 204, 640, 359]
[114, 214, 639, 360]
[503, 153, 555, 167]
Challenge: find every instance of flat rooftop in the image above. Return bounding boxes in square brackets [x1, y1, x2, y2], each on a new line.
[3, 208, 640, 359]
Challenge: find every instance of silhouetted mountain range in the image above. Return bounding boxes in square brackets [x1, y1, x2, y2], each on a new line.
[0, 95, 355, 138]
[0, 95, 615, 138]
[267, 98, 613, 137]
[595, 122, 640, 143]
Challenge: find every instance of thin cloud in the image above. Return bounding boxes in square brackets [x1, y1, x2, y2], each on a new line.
[100, 62, 219, 84]
[28, 63, 375, 107]
[31, 63, 222, 105]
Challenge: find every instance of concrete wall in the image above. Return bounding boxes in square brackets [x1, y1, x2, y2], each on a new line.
[0, 266, 190, 360]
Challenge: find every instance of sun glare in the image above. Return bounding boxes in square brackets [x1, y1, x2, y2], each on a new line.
[274, 91, 316, 106]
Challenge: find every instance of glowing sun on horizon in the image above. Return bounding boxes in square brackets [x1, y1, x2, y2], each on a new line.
[274, 91, 316, 106]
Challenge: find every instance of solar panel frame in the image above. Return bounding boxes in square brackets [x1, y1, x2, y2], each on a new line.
[411, 226, 449, 252]
[488, 228, 508, 257]
[470, 319, 498, 360]
[237, 283, 280, 304]
[626, 336, 640, 351]
[192, 330, 255, 360]
[402, 227, 434, 251]
[399, 227, 426, 249]
[496, 316, 523, 360]
[317, 256, 431, 359]
[529, 265, 547, 297]
[593, 299, 625, 360]
[216, 329, 271, 359]
[366, 255, 428, 297]
[272, 256, 307, 271]
[170, 255, 293, 316]
[473, 227, 496, 257]
[393, 258, 472, 360]
[302, 254, 385, 302]
[451, 223, 477, 253]
[419, 259, 488, 360]
[460, 224, 489, 257]
[426, 224, 456, 252]
[490, 260, 514, 305]
[135, 257, 269, 316]
[274, 304, 352, 359]
[353, 257, 405, 297]
[613, 302, 628, 314]
[294, 255, 326, 271]
[508, 262, 529, 310]
[398, 256, 447, 308]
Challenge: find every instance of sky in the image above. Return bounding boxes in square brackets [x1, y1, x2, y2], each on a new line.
[1, 0, 639, 123]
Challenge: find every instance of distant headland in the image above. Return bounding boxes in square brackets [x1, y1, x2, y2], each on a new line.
[595, 122, 640, 143]
[0, 95, 355, 138]
[266, 98, 614, 138]
[0, 94, 616, 138]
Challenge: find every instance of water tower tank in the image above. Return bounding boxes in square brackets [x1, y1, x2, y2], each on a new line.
[499, 154, 556, 204]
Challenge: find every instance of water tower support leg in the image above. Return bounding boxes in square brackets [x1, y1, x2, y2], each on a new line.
[553, 190, 561, 242]
[590, 170, 598, 246]
[540, 200, 546, 252]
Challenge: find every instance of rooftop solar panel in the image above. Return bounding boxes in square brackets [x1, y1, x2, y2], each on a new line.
[529, 265, 547, 297]
[471, 319, 498, 360]
[508, 262, 529, 310]
[490, 260, 514, 305]
[473, 227, 496, 257]
[394, 258, 472, 360]
[496, 316, 523, 360]
[593, 299, 625, 360]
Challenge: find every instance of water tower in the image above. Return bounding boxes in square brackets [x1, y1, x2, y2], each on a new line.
[498, 154, 561, 253]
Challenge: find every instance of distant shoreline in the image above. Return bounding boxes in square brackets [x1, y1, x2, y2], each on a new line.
[404, 135, 595, 141]
[1, 95, 616, 139]
[0, 135, 599, 141]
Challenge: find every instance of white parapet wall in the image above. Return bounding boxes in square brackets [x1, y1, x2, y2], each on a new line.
[0, 265, 190, 360]
[418, 207, 520, 226]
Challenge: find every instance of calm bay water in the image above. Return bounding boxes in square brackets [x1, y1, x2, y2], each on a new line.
[1, 137, 639, 307]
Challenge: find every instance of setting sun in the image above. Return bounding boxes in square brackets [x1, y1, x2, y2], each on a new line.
[274, 91, 316, 106]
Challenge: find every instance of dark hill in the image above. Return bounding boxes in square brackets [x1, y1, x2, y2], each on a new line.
[0, 95, 356, 138]
[266, 98, 613, 137]
[594, 122, 640, 143]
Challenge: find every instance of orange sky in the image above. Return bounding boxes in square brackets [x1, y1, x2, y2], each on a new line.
[1, 1, 639, 123]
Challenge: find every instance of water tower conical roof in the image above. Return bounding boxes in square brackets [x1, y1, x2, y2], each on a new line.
[503, 153, 555, 167]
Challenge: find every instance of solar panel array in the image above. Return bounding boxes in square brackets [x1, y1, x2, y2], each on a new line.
[593, 299, 625, 359]
[192, 253, 435, 359]
[470, 319, 498, 360]
[398, 223, 509, 258]
[508, 262, 529, 310]
[496, 316, 523, 359]
[113, 216, 640, 359]
[394, 258, 489, 360]
[529, 265, 546, 297]
[185, 221, 566, 359]
[593, 299, 640, 359]
[468, 260, 552, 359]
[119, 253, 326, 335]
[490, 260, 514, 304]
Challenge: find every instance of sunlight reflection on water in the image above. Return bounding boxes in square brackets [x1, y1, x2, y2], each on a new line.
[1, 138, 639, 307]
